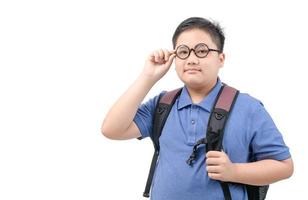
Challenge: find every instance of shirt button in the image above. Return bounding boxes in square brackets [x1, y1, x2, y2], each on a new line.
[191, 120, 195, 124]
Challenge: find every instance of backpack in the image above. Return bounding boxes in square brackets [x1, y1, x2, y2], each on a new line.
[142, 85, 269, 200]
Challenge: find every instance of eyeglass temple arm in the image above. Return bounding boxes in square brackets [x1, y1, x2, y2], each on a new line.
[209, 48, 222, 53]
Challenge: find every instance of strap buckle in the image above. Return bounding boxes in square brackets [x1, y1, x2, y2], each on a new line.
[186, 138, 207, 166]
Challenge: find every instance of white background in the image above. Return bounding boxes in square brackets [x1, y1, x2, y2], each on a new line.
[0, 0, 307, 199]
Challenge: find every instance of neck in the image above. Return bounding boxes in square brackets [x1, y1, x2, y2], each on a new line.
[186, 80, 217, 104]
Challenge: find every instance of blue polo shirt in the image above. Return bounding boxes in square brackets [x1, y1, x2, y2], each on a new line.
[134, 79, 291, 200]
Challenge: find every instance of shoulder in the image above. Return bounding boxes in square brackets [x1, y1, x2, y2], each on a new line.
[234, 92, 264, 113]
[143, 91, 167, 106]
[233, 92, 276, 128]
[229, 92, 269, 124]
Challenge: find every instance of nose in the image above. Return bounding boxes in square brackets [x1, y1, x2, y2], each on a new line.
[187, 49, 199, 65]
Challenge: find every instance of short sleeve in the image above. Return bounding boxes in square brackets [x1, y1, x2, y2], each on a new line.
[133, 91, 166, 139]
[249, 102, 291, 161]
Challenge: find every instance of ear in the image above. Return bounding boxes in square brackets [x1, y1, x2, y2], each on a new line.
[218, 53, 225, 68]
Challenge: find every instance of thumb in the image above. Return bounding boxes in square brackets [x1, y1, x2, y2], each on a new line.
[164, 53, 176, 68]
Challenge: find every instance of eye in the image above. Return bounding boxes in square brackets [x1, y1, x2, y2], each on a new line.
[195, 44, 209, 57]
[196, 49, 209, 54]
[176, 46, 189, 56]
[178, 49, 189, 55]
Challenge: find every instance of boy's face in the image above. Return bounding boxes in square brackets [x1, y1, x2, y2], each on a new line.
[174, 28, 225, 89]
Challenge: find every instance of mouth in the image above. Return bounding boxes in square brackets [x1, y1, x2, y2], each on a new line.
[184, 68, 202, 73]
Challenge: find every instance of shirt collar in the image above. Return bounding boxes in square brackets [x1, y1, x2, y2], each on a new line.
[177, 78, 223, 112]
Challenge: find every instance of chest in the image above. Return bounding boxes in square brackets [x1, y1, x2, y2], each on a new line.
[159, 104, 251, 162]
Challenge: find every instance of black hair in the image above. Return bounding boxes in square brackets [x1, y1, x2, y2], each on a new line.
[172, 17, 225, 52]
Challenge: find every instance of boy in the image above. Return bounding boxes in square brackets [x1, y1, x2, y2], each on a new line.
[102, 17, 293, 199]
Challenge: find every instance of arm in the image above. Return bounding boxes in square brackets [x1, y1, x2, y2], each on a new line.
[101, 49, 175, 140]
[231, 157, 294, 185]
[206, 151, 294, 186]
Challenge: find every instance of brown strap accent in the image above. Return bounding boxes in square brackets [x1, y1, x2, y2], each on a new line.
[160, 88, 182, 104]
[216, 86, 238, 111]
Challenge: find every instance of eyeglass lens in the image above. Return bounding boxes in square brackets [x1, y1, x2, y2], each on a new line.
[176, 43, 210, 59]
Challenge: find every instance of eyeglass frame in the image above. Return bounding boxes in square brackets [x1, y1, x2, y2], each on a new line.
[175, 43, 221, 60]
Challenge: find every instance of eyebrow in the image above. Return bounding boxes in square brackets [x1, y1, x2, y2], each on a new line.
[176, 43, 210, 49]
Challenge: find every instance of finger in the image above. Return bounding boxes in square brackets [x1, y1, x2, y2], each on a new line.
[153, 51, 159, 63]
[208, 172, 221, 180]
[206, 151, 223, 158]
[169, 53, 176, 60]
[162, 49, 170, 61]
[157, 49, 165, 63]
[169, 50, 176, 58]
[164, 53, 175, 67]
[153, 51, 162, 63]
[148, 52, 157, 63]
[206, 157, 221, 166]
[206, 165, 221, 173]
[164, 49, 174, 61]
[158, 49, 164, 59]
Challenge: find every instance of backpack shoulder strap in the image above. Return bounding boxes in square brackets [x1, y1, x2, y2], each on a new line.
[206, 85, 269, 200]
[151, 88, 182, 150]
[246, 185, 269, 200]
[206, 84, 239, 200]
[206, 84, 239, 152]
[143, 88, 182, 198]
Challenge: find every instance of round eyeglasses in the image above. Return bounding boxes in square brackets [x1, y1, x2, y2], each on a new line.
[175, 43, 221, 60]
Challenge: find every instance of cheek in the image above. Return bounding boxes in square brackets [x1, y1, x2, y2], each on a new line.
[175, 65, 181, 77]
[175, 63, 185, 80]
[174, 61, 183, 73]
[201, 59, 220, 69]
[212, 56, 224, 68]
[175, 60, 184, 71]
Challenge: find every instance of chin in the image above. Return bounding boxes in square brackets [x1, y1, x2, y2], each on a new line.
[183, 79, 205, 88]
